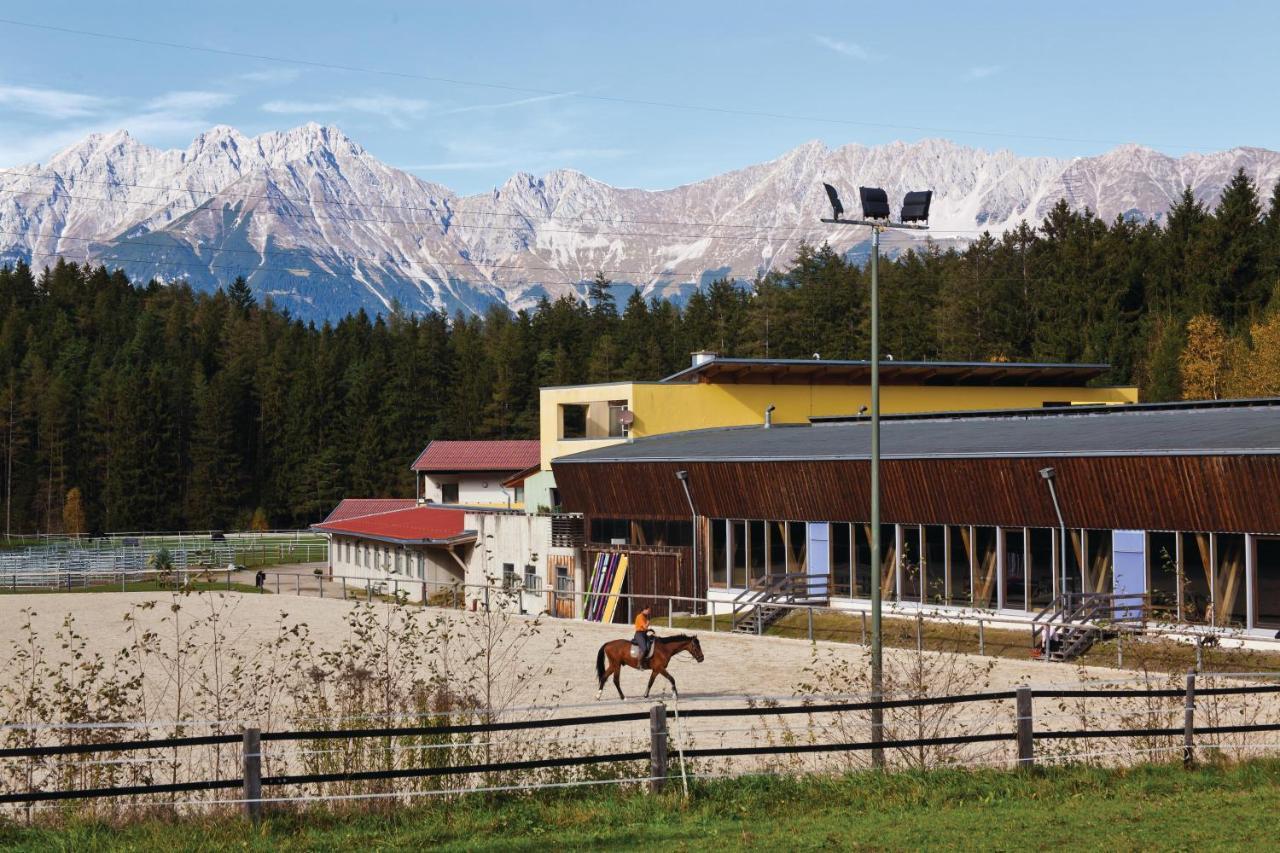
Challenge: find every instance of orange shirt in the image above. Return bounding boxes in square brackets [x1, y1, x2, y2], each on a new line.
[634, 612, 650, 632]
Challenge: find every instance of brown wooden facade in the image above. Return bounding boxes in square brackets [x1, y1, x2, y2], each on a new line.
[554, 455, 1280, 535]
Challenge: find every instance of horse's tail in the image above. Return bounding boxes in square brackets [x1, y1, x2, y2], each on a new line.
[595, 643, 606, 685]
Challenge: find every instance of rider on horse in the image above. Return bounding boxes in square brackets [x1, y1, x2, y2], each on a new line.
[633, 606, 653, 668]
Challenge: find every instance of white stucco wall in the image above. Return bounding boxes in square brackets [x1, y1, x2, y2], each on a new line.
[421, 472, 516, 507]
[463, 511, 583, 616]
[324, 534, 466, 602]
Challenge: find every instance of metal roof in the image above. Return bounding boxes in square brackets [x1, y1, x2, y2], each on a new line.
[411, 440, 541, 472]
[555, 400, 1280, 463]
[313, 505, 475, 546]
[660, 357, 1113, 387]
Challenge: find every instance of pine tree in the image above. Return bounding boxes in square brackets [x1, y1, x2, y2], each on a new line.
[227, 276, 257, 313]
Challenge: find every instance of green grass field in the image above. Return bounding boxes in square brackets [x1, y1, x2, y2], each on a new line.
[3, 760, 1278, 851]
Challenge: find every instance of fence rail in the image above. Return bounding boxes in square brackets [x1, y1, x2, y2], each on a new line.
[6, 680, 1280, 812]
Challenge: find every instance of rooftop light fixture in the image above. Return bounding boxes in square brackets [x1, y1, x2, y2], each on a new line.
[900, 190, 933, 223]
[858, 187, 891, 220]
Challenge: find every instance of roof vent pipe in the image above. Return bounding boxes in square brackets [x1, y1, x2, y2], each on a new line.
[764, 404, 776, 429]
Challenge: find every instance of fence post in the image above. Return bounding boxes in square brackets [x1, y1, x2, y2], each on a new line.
[915, 612, 923, 653]
[275, 573, 280, 595]
[295, 574, 300, 596]
[978, 620, 985, 656]
[807, 607, 814, 642]
[861, 612, 867, 645]
[1117, 630, 1123, 668]
[366, 578, 372, 601]
[668, 598, 673, 628]
[242, 727, 262, 824]
[710, 600, 716, 633]
[1016, 686, 1035, 767]
[1183, 671, 1196, 768]
[649, 703, 668, 793]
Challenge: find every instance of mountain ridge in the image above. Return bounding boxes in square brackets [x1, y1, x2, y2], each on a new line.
[3, 123, 1279, 321]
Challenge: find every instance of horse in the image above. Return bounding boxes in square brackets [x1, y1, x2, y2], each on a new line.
[595, 633, 704, 700]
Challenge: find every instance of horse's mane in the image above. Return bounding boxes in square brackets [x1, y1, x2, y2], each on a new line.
[656, 634, 698, 644]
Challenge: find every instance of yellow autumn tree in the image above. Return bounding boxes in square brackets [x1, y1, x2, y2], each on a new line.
[1179, 314, 1230, 400]
[62, 487, 86, 536]
[1224, 310, 1280, 397]
[249, 507, 270, 532]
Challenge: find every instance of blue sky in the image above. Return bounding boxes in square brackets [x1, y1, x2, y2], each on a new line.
[1, 2, 1278, 194]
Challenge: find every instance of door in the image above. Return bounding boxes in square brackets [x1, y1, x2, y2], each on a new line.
[807, 523, 830, 597]
[1113, 530, 1146, 620]
[548, 554, 575, 618]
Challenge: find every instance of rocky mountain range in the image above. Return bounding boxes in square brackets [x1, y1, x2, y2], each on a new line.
[2, 123, 1279, 321]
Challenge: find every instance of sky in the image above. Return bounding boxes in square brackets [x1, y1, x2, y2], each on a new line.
[2, 2, 1279, 195]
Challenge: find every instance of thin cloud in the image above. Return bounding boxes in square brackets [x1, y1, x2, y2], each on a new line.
[968, 65, 1002, 80]
[147, 91, 234, 112]
[440, 92, 576, 116]
[0, 83, 108, 119]
[261, 94, 429, 128]
[813, 35, 873, 61]
[402, 147, 629, 174]
[240, 67, 303, 84]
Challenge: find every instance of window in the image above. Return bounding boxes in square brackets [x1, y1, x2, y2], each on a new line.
[395, 551, 403, 574]
[1083, 529, 1112, 595]
[524, 564, 540, 593]
[441, 482, 459, 505]
[1149, 532, 1179, 619]
[923, 526, 947, 604]
[710, 520, 728, 587]
[560, 404, 588, 438]
[949, 526, 971, 606]
[769, 522, 787, 577]
[855, 524, 872, 600]
[417, 553, 426, 580]
[1028, 528, 1055, 609]
[1181, 532, 1212, 624]
[787, 521, 808, 574]
[1217, 533, 1247, 627]
[879, 524, 897, 599]
[973, 527, 998, 609]
[1003, 528, 1026, 610]
[748, 521, 766, 584]
[607, 401, 629, 437]
[502, 563, 518, 590]
[590, 518, 630, 544]
[899, 525, 922, 603]
[832, 523, 853, 598]
[731, 521, 747, 588]
[1256, 538, 1280, 628]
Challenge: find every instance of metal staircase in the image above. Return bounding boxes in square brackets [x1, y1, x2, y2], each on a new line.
[732, 573, 830, 635]
[1032, 592, 1148, 662]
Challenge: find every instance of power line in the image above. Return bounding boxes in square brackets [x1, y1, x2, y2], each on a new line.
[0, 17, 1213, 152]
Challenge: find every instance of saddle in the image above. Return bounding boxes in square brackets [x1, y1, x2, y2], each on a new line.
[630, 635, 657, 665]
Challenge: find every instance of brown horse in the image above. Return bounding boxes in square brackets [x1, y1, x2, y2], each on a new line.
[595, 634, 704, 699]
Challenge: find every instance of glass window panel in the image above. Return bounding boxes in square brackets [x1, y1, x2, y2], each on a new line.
[973, 527, 998, 609]
[1216, 533, 1247, 627]
[1028, 528, 1055, 609]
[924, 526, 947, 604]
[1084, 529, 1112, 595]
[832, 523, 853, 598]
[710, 520, 728, 587]
[749, 521, 766, 583]
[731, 521, 748, 589]
[1256, 537, 1280, 629]
[855, 524, 871, 599]
[899, 525, 922, 602]
[769, 522, 787, 578]
[1182, 533, 1212, 624]
[1148, 532, 1179, 620]
[1003, 529, 1026, 611]
[788, 521, 807, 574]
[949, 527, 972, 606]
[879, 524, 897, 599]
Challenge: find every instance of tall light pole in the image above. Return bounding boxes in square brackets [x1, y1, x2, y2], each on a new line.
[675, 470, 698, 614]
[821, 183, 930, 767]
[1039, 467, 1069, 601]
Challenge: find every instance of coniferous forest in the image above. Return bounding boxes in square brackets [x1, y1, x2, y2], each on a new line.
[4, 172, 1280, 535]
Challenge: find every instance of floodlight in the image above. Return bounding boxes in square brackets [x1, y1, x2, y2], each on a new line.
[1039, 467, 1056, 480]
[858, 187, 890, 220]
[822, 183, 844, 219]
[675, 470, 689, 482]
[901, 190, 933, 223]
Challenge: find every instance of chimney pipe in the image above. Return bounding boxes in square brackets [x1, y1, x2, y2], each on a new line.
[764, 404, 776, 429]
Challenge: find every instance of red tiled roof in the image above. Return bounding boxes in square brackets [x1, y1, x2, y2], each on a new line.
[313, 506, 470, 544]
[411, 440, 540, 472]
[323, 498, 417, 524]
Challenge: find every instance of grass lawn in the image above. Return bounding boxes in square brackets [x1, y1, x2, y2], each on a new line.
[671, 608, 1280, 676]
[4, 760, 1279, 851]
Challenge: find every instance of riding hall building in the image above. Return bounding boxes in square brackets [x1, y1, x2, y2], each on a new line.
[551, 398, 1280, 636]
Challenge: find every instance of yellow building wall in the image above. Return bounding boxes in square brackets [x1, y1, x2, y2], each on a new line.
[540, 381, 1138, 469]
